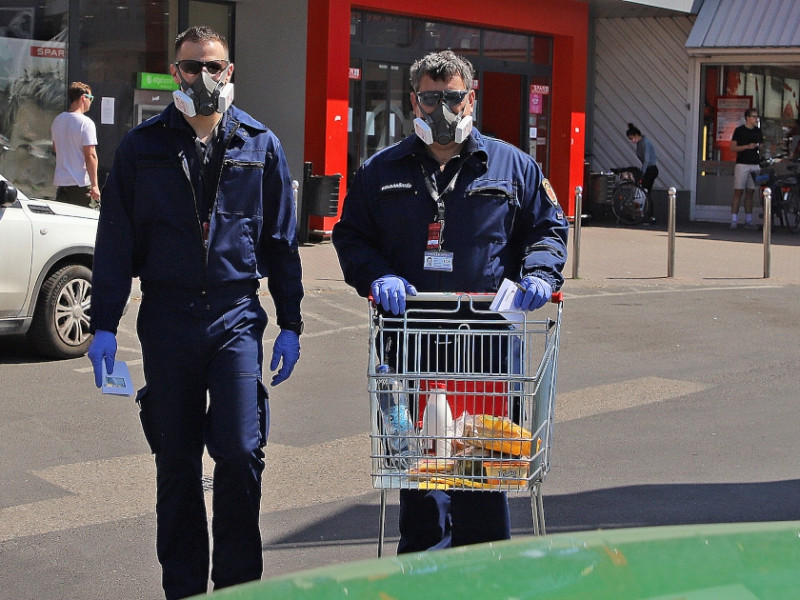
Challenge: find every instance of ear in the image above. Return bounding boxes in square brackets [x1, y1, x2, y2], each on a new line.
[170, 63, 181, 86]
[224, 62, 234, 84]
[464, 89, 477, 114]
[410, 90, 419, 116]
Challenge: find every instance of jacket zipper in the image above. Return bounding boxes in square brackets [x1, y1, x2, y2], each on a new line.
[181, 120, 240, 295]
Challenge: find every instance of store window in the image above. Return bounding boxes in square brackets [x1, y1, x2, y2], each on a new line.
[698, 63, 800, 209]
[421, 22, 480, 56]
[188, 0, 234, 48]
[483, 30, 528, 62]
[0, 2, 68, 199]
[0, 1, 234, 200]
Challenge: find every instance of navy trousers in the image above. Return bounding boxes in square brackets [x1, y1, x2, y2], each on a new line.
[397, 489, 511, 552]
[136, 285, 269, 599]
[383, 314, 514, 553]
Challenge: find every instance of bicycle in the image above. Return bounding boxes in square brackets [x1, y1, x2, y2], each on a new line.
[776, 163, 800, 233]
[752, 156, 800, 233]
[610, 167, 650, 226]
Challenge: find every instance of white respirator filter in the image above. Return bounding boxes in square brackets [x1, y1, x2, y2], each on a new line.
[414, 117, 434, 145]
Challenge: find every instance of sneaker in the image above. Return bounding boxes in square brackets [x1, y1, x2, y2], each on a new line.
[743, 222, 759, 230]
[729, 222, 738, 229]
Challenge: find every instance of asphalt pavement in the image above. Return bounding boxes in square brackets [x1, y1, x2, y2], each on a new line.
[0, 218, 798, 599]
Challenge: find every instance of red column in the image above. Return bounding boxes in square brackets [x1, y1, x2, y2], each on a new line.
[304, 0, 350, 236]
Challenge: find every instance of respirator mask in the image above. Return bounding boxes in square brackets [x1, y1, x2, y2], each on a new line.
[173, 63, 234, 118]
[413, 90, 473, 146]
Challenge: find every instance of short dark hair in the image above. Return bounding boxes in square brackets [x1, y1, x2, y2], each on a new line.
[745, 108, 758, 118]
[175, 25, 228, 56]
[409, 50, 473, 93]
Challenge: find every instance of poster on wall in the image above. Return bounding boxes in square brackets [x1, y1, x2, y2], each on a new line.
[715, 95, 751, 162]
[0, 18, 66, 199]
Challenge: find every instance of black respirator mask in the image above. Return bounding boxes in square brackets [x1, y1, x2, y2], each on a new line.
[414, 102, 473, 146]
[173, 69, 234, 117]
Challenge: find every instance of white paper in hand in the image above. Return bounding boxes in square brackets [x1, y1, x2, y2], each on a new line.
[490, 279, 525, 327]
[101, 360, 134, 396]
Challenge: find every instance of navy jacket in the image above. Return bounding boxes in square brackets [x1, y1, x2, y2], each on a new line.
[91, 103, 303, 333]
[332, 129, 568, 297]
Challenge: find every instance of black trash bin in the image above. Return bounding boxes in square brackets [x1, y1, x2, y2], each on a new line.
[298, 164, 342, 243]
[307, 174, 342, 217]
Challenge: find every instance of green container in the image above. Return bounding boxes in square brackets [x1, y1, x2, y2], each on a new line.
[197, 521, 800, 599]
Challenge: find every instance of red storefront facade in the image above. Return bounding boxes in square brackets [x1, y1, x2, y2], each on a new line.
[302, 0, 589, 235]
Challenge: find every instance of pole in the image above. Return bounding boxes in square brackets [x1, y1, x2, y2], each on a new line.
[667, 187, 676, 277]
[572, 186, 582, 279]
[763, 186, 771, 278]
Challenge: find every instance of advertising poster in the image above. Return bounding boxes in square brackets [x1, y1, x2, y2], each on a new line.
[715, 95, 751, 162]
[0, 13, 67, 199]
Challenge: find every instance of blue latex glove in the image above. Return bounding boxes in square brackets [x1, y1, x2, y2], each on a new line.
[87, 330, 117, 388]
[371, 275, 418, 315]
[270, 329, 300, 386]
[513, 276, 553, 311]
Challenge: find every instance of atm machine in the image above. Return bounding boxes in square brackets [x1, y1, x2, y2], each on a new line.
[133, 88, 173, 124]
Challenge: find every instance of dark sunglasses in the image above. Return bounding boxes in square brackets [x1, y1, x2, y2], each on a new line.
[174, 59, 230, 75]
[416, 89, 469, 109]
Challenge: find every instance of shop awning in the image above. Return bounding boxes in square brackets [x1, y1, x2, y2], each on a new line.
[686, 0, 800, 54]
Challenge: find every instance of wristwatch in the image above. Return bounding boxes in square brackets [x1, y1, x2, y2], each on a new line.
[280, 321, 304, 336]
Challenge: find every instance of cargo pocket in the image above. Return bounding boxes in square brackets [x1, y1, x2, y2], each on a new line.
[136, 385, 161, 454]
[257, 380, 270, 448]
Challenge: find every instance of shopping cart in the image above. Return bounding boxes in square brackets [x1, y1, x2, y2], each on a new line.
[367, 291, 563, 556]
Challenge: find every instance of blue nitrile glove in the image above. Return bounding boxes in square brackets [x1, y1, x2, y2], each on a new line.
[87, 330, 117, 388]
[371, 275, 418, 315]
[270, 329, 300, 386]
[513, 276, 553, 311]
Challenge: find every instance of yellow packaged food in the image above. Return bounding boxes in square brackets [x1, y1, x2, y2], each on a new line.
[463, 414, 535, 456]
[483, 460, 530, 488]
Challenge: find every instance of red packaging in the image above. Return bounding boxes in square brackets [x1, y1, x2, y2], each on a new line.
[418, 379, 508, 418]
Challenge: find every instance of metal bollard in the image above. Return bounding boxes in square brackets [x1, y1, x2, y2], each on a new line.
[572, 186, 582, 279]
[667, 187, 676, 277]
[763, 186, 771, 278]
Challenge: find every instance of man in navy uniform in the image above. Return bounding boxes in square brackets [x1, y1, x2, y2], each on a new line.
[88, 26, 303, 599]
[333, 50, 567, 553]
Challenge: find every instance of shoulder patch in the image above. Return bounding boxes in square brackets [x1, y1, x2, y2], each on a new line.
[541, 178, 559, 208]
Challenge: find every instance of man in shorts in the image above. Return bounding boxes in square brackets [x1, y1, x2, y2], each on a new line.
[729, 108, 763, 230]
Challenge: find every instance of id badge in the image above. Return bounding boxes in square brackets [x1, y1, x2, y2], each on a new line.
[423, 250, 454, 272]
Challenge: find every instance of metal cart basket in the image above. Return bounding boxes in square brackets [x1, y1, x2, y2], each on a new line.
[368, 291, 563, 555]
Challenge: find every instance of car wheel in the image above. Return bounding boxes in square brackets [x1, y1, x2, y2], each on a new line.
[27, 264, 93, 359]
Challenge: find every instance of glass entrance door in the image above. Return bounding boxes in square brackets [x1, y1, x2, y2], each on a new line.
[359, 60, 413, 165]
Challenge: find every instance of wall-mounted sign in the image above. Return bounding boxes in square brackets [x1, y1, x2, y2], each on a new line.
[137, 72, 178, 91]
[530, 93, 543, 114]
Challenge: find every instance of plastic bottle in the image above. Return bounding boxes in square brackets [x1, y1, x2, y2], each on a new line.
[420, 381, 454, 458]
[376, 364, 418, 469]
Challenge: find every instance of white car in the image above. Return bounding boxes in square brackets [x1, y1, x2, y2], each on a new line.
[0, 175, 98, 359]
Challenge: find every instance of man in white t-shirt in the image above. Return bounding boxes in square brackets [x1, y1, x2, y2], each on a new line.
[51, 81, 101, 208]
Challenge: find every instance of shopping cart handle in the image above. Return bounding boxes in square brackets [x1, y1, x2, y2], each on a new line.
[409, 292, 499, 303]
[369, 291, 563, 304]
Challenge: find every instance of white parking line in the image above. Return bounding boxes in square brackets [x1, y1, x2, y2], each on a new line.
[0, 376, 711, 542]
